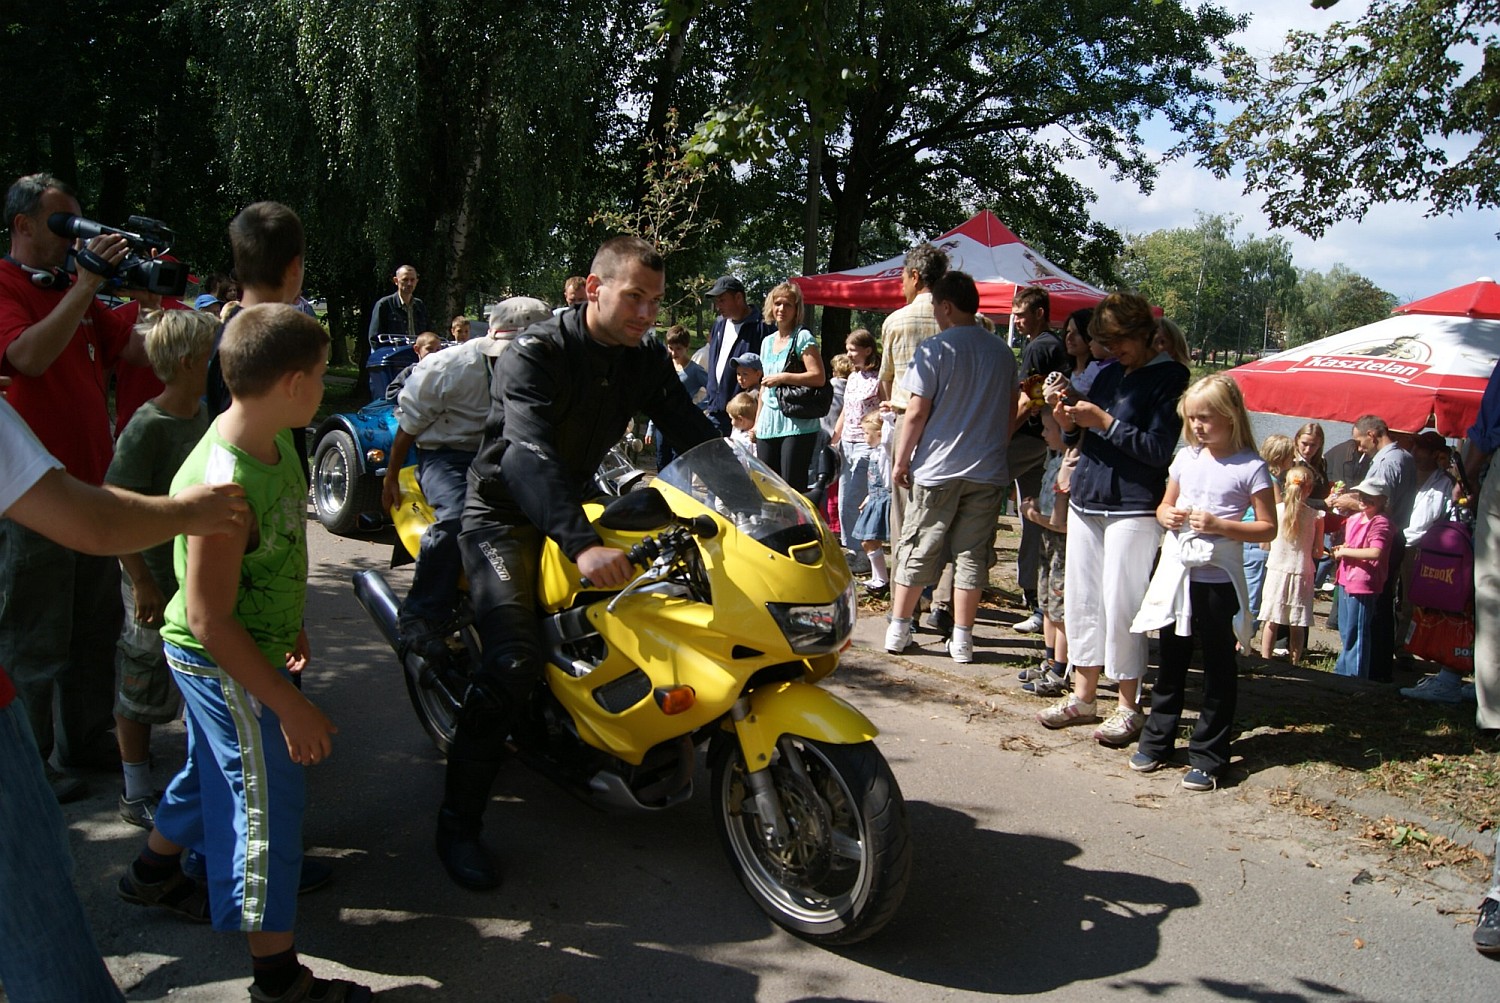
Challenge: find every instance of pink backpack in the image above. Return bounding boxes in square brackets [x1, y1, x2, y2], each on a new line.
[1408, 520, 1474, 613]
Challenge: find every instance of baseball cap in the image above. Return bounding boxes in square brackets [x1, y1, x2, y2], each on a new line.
[1412, 430, 1449, 452]
[477, 296, 551, 357]
[732, 352, 763, 371]
[707, 276, 745, 297]
[194, 293, 220, 310]
[1350, 476, 1388, 498]
[487, 296, 550, 332]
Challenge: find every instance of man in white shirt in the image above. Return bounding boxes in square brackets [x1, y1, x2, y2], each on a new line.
[381, 296, 551, 651]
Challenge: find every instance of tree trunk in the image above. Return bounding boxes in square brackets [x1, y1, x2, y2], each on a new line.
[325, 288, 350, 369]
[802, 127, 822, 278]
[636, 18, 690, 205]
[819, 181, 868, 352]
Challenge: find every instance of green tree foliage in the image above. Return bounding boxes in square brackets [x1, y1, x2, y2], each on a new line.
[1118, 215, 1396, 358]
[1283, 264, 1399, 345]
[1117, 214, 1299, 360]
[658, 0, 1245, 345]
[1205, 0, 1500, 236]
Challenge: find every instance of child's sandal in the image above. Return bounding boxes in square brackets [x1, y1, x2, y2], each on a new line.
[248, 965, 374, 1002]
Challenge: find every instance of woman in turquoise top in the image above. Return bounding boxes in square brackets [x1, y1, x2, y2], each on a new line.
[754, 281, 826, 492]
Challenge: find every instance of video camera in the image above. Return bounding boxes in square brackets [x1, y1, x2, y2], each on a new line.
[46, 212, 190, 297]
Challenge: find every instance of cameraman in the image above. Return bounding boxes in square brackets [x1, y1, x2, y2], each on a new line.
[0, 173, 150, 799]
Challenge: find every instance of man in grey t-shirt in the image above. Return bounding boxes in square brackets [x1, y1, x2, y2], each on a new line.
[884, 271, 1020, 664]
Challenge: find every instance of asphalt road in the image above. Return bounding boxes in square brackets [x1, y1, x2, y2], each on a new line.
[52, 517, 1498, 1001]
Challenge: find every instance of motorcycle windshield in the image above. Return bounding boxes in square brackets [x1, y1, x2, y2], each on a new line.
[656, 439, 823, 555]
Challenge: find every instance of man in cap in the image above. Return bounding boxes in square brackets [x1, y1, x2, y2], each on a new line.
[381, 296, 553, 655]
[702, 275, 771, 435]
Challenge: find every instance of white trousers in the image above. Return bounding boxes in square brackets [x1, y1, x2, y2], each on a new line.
[1064, 509, 1162, 680]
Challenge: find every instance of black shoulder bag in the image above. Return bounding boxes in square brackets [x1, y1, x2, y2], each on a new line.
[777, 335, 833, 420]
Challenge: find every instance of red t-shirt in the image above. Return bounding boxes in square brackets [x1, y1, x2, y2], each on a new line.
[0, 666, 13, 709]
[0, 261, 133, 484]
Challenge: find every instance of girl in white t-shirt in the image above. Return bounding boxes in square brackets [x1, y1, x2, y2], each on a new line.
[1130, 374, 1275, 791]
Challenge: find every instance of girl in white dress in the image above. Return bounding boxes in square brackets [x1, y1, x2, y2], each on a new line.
[1258, 462, 1324, 663]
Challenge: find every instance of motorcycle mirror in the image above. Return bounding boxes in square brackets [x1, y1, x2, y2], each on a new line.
[597, 488, 675, 532]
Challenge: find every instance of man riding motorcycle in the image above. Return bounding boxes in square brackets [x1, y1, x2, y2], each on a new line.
[441, 236, 718, 889]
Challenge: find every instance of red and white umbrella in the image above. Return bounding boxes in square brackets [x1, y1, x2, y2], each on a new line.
[1228, 279, 1500, 437]
[792, 210, 1108, 325]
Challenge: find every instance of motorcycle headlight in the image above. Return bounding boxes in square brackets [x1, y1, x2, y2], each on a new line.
[767, 583, 857, 655]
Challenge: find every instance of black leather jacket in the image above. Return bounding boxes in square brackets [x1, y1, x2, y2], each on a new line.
[468, 305, 717, 558]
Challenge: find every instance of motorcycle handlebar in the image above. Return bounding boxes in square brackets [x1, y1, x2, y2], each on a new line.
[577, 517, 715, 588]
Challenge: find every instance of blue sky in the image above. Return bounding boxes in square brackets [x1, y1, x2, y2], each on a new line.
[1061, 0, 1497, 304]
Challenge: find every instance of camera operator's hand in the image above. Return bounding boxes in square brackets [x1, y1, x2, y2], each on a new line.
[118, 288, 163, 311]
[73, 233, 129, 286]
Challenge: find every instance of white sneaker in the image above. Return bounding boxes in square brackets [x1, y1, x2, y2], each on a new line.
[884, 619, 912, 654]
[1013, 611, 1043, 634]
[948, 635, 973, 663]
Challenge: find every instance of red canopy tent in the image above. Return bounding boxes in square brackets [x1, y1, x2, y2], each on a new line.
[792, 210, 1108, 324]
[1228, 279, 1500, 437]
[1392, 276, 1500, 318]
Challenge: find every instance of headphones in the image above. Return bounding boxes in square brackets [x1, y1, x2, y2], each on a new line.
[3, 255, 72, 290]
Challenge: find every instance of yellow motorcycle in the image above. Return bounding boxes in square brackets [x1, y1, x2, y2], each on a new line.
[353, 438, 910, 943]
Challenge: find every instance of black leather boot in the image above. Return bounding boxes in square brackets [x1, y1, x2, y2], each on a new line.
[436, 758, 502, 890]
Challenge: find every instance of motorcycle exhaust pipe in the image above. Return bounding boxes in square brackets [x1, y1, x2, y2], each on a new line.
[352, 569, 402, 653]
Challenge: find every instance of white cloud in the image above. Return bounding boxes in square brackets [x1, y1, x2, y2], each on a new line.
[1054, 0, 1498, 302]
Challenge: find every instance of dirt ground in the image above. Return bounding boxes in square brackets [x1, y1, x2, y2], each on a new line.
[850, 514, 1499, 889]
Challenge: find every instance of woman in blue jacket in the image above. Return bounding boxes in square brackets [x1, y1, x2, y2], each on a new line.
[1036, 292, 1190, 748]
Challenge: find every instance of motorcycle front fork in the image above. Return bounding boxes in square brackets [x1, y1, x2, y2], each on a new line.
[730, 697, 794, 850]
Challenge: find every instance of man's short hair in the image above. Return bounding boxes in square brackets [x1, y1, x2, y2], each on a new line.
[930, 271, 980, 315]
[590, 236, 664, 282]
[141, 308, 218, 383]
[904, 241, 949, 291]
[4, 173, 74, 231]
[563, 275, 586, 296]
[1013, 285, 1049, 317]
[220, 303, 328, 399]
[665, 324, 692, 349]
[1353, 414, 1389, 439]
[228, 202, 305, 290]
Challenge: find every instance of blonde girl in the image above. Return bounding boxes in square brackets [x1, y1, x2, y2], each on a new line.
[1258, 462, 1324, 662]
[849, 409, 892, 594]
[1130, 373, 1275, 791]
[1244, 433, 1296, 627]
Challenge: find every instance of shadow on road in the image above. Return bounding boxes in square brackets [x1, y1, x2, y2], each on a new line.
[838, 800, 1200, 995]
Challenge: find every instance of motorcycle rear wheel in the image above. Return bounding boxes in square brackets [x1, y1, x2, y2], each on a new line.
[401, 624, 478, 755]
[710, 734, 910, 944]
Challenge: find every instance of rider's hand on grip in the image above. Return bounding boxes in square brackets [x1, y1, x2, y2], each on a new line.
[577, 545, 634, 589]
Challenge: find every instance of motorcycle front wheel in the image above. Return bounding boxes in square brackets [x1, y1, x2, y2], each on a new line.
[710, 734, 911, 944]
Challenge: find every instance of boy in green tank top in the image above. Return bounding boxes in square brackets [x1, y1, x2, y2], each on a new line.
[118, 304, 372, 1002]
